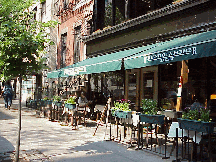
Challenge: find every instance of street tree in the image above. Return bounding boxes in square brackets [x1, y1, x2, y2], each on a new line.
[0, 0, 58, 161]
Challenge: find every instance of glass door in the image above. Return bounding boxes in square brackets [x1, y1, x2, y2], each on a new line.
[141, 66, 158, 102]
[143, 72, 154, 99]
[125, 69, 140, 110]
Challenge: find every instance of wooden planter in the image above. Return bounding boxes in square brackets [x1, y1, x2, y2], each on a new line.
[139, 114, 165, 124]
[177, 118, 215, 133]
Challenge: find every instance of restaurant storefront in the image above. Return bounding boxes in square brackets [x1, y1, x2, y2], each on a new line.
[48, 29, 216, 114]
[122, 29, 216, 114]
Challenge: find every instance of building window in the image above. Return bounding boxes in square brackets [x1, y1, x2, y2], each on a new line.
[63, 0, 69, 9]
[61, 33, 67, 68]
[41, 1, 46, 21]
[74, 26, 81, 64]
[75, 0, 81, 4]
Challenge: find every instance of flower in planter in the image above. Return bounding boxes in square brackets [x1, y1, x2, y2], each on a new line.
[43, 96, 50, 101]
[141, 99, 161, 115]
[65, 96, 77, 104]
[114, 99, 131, 111]
[182, 107, 212, 122]
[53, 96, 61, 102]
[112, 99, 131, 116]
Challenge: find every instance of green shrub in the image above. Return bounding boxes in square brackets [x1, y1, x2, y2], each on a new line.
[53, 96, 61, 102]
[141, 99, 159, 115]
[65, 96, 77, 104]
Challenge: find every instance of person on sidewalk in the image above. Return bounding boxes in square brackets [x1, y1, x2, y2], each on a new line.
[2, 81, 13, 110]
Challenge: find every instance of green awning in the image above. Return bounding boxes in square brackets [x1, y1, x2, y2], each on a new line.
[47, 70, 61, 78]
[124, 30, 216, 69]
[61, 45, 156, 77]
[48, 29, 216, 78]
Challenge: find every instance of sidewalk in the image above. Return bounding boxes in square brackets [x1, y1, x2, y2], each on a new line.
[0, 98, 174, 162]
[0, 97, 45, 162]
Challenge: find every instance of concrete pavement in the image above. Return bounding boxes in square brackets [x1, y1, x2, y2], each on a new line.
[0, 98, 173, 162]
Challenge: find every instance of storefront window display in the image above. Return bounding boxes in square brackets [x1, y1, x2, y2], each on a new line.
[159, 56, 216, 112]
[185, 58, 208, 108]
[185, 56, 216, 113]
[159, 62, 178, 110]
[90, 71, 125, 105]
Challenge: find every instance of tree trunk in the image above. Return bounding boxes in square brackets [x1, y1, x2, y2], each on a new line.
[15, 76, 22, 162]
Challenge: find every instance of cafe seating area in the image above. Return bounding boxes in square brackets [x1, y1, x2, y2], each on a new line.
[26, 97, 216, 161]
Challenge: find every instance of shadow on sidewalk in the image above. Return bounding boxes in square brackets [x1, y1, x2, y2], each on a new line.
[0, 109, 15, 120]
[0, 136, 15, 162]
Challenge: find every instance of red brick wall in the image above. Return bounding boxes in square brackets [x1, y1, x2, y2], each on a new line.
[56, 0, 93, 69]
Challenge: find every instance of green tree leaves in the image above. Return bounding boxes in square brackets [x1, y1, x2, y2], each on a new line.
[0, 0, 57, 81]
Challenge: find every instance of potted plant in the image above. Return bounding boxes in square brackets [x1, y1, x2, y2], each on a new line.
[53, 96, 62, 107]
[178, 107, 214, 133]
[64, 96, 77, 110]
[43, 96, 52, 105]
[139, 99, 165, 124]
[111, 99, 132, 119]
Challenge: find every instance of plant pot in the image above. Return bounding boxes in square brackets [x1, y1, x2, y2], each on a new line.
[115, 110, 124, 118]
[177, 118, 215, 133]
[139, 114, 165, 124]
[45, 100, 52, 105]
[54, 101, 62, 107]
[65, 103, 76, 110]
[40, 100, 46, 107]
[122, 111, 132, 119]
[201, 121, 215, 133]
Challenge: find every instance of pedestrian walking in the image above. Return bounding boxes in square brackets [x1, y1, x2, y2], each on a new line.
[2, 80, 13, 110]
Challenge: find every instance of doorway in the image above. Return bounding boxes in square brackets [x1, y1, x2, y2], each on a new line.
[140, 66, 158, 104]
[125, 69, 140, 110]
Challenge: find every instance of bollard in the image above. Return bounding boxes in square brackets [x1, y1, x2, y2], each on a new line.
[182, 129, 184, 158]
[162, 117, 169, 159]
[141, 123, 143, 149]
[154, 124, 157, 153]
[200, 132, 203, 161]
[150, 123, 152, 151]
[188, 130, 189, 160]
[110, 110, 112, 141]
[176, 127, 178, 161]
[208, 133, 212, 162]
[119, 120, 121, 142]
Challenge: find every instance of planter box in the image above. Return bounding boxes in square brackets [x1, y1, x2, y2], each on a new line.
[29, 100, 36, 107]
[45, 100, 52, 105]
[178, 118, 215, 133]
[201, 122, 215, 133]
[114, 110, 124, 118]
[40, 100, 46, 107]
[111, 110, 132, 119]
[65, 103, 76, 110]
[54, 102, 62, 107]
[122, 111, 132, 119]
[139, 114, 165, 124]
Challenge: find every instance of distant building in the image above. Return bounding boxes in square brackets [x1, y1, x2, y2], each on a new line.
[52, 0, 93, 98]
[16, 0, 58, 101]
